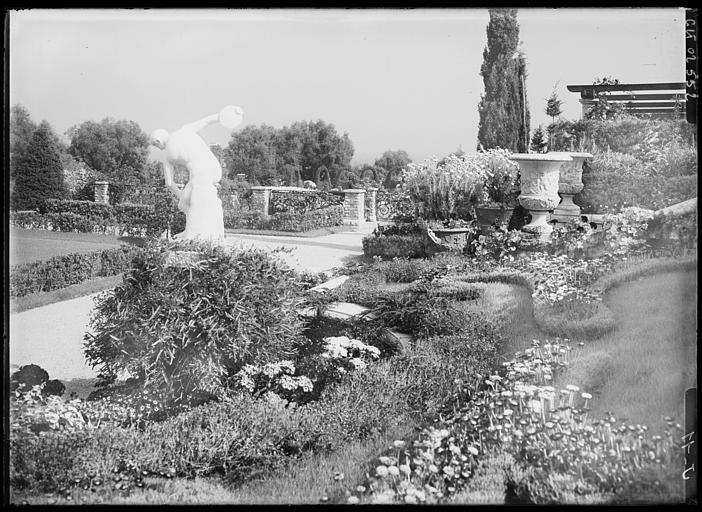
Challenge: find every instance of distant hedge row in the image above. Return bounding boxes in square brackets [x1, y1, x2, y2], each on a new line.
[10, 245, 144, 298]
[10, 198, 185, 238]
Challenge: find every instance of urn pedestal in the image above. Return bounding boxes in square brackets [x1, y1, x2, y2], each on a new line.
[550, 152, 593, 223]
[510, 153, 573, 242]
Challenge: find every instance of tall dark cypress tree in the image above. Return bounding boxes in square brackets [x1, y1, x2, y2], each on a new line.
[12, 121, 67, 211]
[477, 9, 530, 153]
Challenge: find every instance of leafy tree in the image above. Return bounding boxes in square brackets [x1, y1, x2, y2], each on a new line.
[10, 104, 38, 180]
[67, 118, 150, 203]
[375, 149, 412, 189]
[12, 121, 68, 210]
[60, 153, 99, 198]
[224, 120, 354, 187]
[224, 124, 279, 185]
[477, 8, 530, 153]
[530, 125, 548, 153]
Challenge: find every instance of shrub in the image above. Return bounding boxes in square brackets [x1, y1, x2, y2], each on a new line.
[11, 123, 68, 211]
[363, 234, 426, 260]
[9, 245, 143, 297]
[403, 155, 485, 221]
[577, 151, 698, 213]
[40, 199, 114, 220]
[11, 364, 50, 392]
[373, 282, 484, 340]
[84, 240, 307, 405]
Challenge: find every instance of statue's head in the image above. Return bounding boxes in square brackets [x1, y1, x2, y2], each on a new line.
[149, 129, 170, 150]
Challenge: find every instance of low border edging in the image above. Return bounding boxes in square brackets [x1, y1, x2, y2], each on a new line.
[451, 254, 697, 341]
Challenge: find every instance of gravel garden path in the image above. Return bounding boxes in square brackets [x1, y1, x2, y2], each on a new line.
[8, 231, 366, 381]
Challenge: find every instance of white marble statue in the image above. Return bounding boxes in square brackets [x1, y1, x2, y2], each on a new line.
[150, 105, 244, 241]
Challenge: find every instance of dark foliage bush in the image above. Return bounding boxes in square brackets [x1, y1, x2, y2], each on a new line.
[84, 240, 307, 405]
[362, 234, 426, 260]
[374, 283, 483, 340]
[10, 245, 143, 297]
[10, 364, 49, 392]
[11, 123, 68, 211]
[43, 380, 66, 397]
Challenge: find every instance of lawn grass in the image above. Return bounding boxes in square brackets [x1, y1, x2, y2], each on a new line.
[554, 270, 697, 428]
[9, 227, 138, 266]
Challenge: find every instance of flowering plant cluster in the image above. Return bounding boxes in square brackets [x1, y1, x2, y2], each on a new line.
[320, 335, 381, 374]
[470, 224, 524, 262]
[10, 382, 196, 437]
[231, 337, 380, 404]
[470, 148, 520, 207]
[508, 252, 611, 308]
[11, 384, 90, 435]
[602, 206, 654, 255]
[344, 338, 683, 504]
[232, 360, 314, 402]
[403, 155, 487, 221]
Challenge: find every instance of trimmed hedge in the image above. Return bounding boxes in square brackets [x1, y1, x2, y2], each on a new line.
[10, 197, 184, 238]
[224, 205, 344, 232]
[10, 245, 144, 298]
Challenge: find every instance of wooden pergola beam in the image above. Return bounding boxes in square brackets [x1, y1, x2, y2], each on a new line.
[567, 82, 686, 93]
[602, 93, 686, 101]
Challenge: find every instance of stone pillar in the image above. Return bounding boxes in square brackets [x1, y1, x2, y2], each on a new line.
[250, 186, 272, 217]
[511, 153, 572, 242]
[551, 152, 592, 223]
[94, 181, 110, 204]
[365, 188, 378, 222]
[343, 189, 366, 230]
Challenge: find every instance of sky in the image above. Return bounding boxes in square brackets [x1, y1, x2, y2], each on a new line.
[9, 8, 686, 165]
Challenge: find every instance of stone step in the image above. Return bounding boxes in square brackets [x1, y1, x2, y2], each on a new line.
[298, 301, 377, 321]
[380, 328, 413, 353]
[309, 275, 350, 293]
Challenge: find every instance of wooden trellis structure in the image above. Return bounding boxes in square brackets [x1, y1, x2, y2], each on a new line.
[567, 82, 686, 119]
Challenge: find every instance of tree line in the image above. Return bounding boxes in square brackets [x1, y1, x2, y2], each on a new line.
[9, 105, 414, 211]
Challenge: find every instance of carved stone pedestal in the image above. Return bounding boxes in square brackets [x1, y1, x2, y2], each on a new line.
[551, 152, 592, 223]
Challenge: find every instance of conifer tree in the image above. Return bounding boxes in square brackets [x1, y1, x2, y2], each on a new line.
[477, 8, 530, 153]
[545, 85, 563, 124]
[12, 121, 67, 210]
[530, 125, 548, 153]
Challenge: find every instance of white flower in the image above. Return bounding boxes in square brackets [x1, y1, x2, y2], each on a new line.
[376, 465, 389, 478]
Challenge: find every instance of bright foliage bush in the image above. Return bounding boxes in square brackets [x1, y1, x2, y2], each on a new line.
[84, 240, 307, 405]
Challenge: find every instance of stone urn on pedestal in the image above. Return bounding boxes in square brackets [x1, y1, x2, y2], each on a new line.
[550, 152, 593, 223]
[510, 153, 572, 242]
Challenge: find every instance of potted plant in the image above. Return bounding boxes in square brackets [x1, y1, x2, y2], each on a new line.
[403, 155, 484, 253]
[472, 149, 521, 230]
